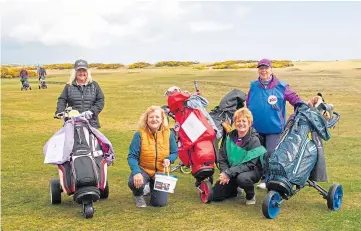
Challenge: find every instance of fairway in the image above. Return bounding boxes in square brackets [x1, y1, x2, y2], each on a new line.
[1, 61, 361, 231]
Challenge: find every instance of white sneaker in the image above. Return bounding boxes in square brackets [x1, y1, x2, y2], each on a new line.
[135, 196, 147, 208]
[143, 184, 150, 196]
[246, 195, 256, 205]
[256, 182, 267, 190]
[237, 187, 244, 197]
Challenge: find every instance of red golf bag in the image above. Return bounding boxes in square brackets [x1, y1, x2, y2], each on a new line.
[168, 92, 216, 182]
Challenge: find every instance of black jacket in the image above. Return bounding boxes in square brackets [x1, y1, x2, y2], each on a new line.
[218, 128, 264, 178]
[56, 80, 104, 128]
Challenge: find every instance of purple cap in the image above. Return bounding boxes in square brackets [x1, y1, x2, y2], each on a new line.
[257, 58, 272, 68]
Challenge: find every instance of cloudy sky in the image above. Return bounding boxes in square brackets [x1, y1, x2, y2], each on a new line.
[1, 0, 361, 65]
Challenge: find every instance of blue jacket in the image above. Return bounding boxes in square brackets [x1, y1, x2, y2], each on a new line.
[247, 75, 303, 134]
[127, 130, 178, 175]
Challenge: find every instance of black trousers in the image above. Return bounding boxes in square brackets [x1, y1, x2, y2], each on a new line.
[212, 169, 262, 201]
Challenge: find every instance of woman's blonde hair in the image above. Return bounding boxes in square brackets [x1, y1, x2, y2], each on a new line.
[138, 106, 169, 130]
[233, 107, 253, 126]
[68, 69, 93, 84]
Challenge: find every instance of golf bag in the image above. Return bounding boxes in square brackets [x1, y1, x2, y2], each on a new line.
[167, 92, 216, 180]
[265, 102, 333, 195]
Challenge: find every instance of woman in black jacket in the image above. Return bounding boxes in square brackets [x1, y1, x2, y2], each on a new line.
[212, 108, 267, 205]
[55, 59, 105, 128]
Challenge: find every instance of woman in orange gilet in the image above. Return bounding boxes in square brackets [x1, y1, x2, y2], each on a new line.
[127, 106, 178, 208]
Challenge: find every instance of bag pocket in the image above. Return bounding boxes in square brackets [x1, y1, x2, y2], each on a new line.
[72, 155, 98, 189]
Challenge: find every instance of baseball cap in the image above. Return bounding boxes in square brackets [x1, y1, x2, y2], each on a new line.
[257, 58, 272, 68]
[74, 59, 88, 70]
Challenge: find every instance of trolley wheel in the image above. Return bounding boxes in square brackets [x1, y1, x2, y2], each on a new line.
[83, 204, 94, 219]
[199, 181, 213, 203]
[262, 190, 281, 219]
[100, 181, 109, 199]
[49, 178, 62, 204]
[180, 165, 192, 174]
[327, 184, 343, 211]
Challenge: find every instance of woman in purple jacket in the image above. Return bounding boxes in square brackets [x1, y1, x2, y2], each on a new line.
[246, 58, 316, 189]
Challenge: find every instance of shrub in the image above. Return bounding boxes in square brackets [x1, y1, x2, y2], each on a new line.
[193, 65, 209, 70]
[155, 61, 198, 67]
[96, 64, 124, 69]
[43, 63, 73, 70]
[128, 62, 152, 69]
[1, 66, 37, 78]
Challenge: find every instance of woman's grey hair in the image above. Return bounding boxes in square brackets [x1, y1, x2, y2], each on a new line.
[68, 69, 93, 84]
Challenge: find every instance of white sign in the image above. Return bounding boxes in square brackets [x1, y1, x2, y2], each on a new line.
[268, 95, 278, 105]
[181, 112, 207, 143]
[44, 133, 66, 164]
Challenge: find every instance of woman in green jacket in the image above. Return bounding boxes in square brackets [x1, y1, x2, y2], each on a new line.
[212, 108, 267, 205]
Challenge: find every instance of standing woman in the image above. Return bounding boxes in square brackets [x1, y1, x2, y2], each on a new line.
[55, 59, 105, 129]
[246, 58, 317, 189]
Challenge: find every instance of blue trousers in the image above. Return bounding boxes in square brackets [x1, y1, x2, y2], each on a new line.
[259, 133, 281, 182]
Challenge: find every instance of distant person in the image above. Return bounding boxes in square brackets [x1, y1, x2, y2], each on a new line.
[246, 58, 317, 190]
[19, 67, 28, 83]
[55, 59, 105, 129]
[38, 66, 47, 81]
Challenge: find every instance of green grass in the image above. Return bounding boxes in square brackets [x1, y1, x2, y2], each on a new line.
[1, 66, 361, 230]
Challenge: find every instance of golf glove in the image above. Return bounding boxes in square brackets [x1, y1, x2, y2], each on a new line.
[81, 110, 93, 119]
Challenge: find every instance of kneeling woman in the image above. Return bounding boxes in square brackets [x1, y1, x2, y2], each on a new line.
[127, 106, 178, 208]
[212, 108, 266, 205]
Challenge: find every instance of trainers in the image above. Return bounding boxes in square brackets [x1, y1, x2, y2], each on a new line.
[143, 184, 150, 196]
[237, 187, 244, 197]
[135, 196, 147, 208]
[246, 195, 256, 205]
[256, 182, 267, 190]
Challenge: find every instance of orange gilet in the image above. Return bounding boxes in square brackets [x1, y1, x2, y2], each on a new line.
[139, 127, 170, 177]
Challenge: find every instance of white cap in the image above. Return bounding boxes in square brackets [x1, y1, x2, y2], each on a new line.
[164, 86, 181, 96]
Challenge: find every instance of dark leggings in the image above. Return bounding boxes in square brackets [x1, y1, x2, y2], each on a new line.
[128, 170, 168, 207]
[212, 169, 262, 201]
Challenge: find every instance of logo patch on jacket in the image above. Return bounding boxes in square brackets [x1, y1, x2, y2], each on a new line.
[268, 95, 278, 105]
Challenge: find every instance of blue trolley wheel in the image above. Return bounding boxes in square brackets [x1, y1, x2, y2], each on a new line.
[262, 190, 281, 219]
[327, 184, 343, 211]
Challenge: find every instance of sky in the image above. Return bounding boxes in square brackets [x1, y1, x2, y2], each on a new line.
[1, 0, 361, 65]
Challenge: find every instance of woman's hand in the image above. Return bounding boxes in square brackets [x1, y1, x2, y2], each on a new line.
[219, 172, 230, 185]
[133, 173, 144, 189]
[163, 159, 170, 168]
[307, 96, 320, 107]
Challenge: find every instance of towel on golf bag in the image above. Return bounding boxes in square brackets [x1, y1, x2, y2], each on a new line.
[43, 117, 115, 166]
[266, 102, 331, 188]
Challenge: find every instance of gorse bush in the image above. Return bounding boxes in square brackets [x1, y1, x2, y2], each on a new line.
[1, 59, 294, 77]
[1, 66, 37, 78]
[96, 64, 124, 69]
[43, 63, 73, 70]
[193, 65, 209, 70]
[128, 62, 152, 69]
[155, 61, 199, 67]
[210, 60, 294, 69]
